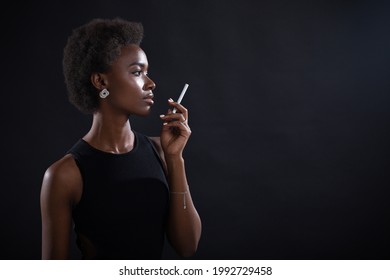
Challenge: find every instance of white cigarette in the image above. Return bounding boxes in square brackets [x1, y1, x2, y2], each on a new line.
[172, 83, 189, 113]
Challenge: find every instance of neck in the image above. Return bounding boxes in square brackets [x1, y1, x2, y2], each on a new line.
[83, 111, 135, 154]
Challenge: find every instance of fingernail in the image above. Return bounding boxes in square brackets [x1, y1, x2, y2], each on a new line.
[168, 98, 174, 102]
[159, 114, 165, 118]
[163, 122, 168, 125]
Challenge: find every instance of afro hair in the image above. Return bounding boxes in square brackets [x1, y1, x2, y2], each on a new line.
[62, 18, 144, 114]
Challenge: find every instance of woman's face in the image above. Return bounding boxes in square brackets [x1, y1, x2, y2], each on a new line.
[102, 44, 156, 116]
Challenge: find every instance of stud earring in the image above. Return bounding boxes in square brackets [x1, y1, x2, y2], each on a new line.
[99, 88, 110, 98]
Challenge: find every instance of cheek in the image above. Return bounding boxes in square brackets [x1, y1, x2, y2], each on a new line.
[134, 78, 144, 90]
[117, 80, 144, 103]
[110, 76, 141, 94]
[122, 75, 143, 90]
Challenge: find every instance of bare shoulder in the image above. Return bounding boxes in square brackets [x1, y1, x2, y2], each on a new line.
[148, 136, 162, 151]
[41, 154, 82, 205]
[148, 136, 167, 173]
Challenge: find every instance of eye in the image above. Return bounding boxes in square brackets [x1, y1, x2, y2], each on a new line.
[132, 71, 142, 76]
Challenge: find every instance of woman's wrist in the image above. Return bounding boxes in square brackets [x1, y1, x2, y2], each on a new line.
[165, 153, 184, 164]
[165, 155, 188, 191]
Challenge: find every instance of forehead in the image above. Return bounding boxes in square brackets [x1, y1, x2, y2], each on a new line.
[115, 44, 148, 65]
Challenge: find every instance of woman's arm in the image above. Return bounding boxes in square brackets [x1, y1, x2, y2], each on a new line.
[40, 154, 82, 259]
[165, 155, 202, 257]
[157, 99, 202, 257]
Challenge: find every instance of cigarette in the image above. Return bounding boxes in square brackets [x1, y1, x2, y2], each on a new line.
[172, 83, 189, 113]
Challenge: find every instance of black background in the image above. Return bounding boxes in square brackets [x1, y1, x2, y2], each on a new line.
[1, 0, 389, 260]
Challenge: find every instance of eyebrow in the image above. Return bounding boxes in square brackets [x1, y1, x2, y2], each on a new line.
[128, 62, 147, 68]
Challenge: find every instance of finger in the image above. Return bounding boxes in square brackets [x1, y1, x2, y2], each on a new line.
[161, 121, 190, 138]
[168, 99, 188, 120]
[163, 120, 191, 131]
[160, 113, 187, 123]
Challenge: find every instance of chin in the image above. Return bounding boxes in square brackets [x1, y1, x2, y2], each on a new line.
[135, 108, 152, 117]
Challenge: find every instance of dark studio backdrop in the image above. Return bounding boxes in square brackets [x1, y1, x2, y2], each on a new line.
[1, 0, 389, 260]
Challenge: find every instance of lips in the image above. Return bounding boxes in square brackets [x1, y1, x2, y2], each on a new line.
[143, 93, 154, 105]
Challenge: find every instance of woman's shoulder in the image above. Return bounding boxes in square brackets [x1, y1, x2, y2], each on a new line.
[147, 136, 167, 173]
[147, 136, 161, 148]
[147, 136, 164, 156]
[41, 154, 82, 203]
[44, 154, 79, 179]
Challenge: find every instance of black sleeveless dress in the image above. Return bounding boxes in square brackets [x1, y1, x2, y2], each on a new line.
[67, 131, 169, 259]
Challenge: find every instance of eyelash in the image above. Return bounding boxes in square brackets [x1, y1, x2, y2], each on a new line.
[132, 71, 149, 77]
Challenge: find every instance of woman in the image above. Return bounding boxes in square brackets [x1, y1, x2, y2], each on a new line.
[40, 18, 202, 259]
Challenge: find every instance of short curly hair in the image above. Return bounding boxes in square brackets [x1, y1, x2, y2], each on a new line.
[63, 18, 144, 114]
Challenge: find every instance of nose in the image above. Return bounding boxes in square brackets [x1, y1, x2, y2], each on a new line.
[144, 76, 156, 91]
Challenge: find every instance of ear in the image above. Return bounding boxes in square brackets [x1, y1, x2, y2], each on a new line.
[90, 73, 108, 91]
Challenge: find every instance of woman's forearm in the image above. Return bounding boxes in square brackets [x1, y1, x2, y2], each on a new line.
[166, 155, 202, 257]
